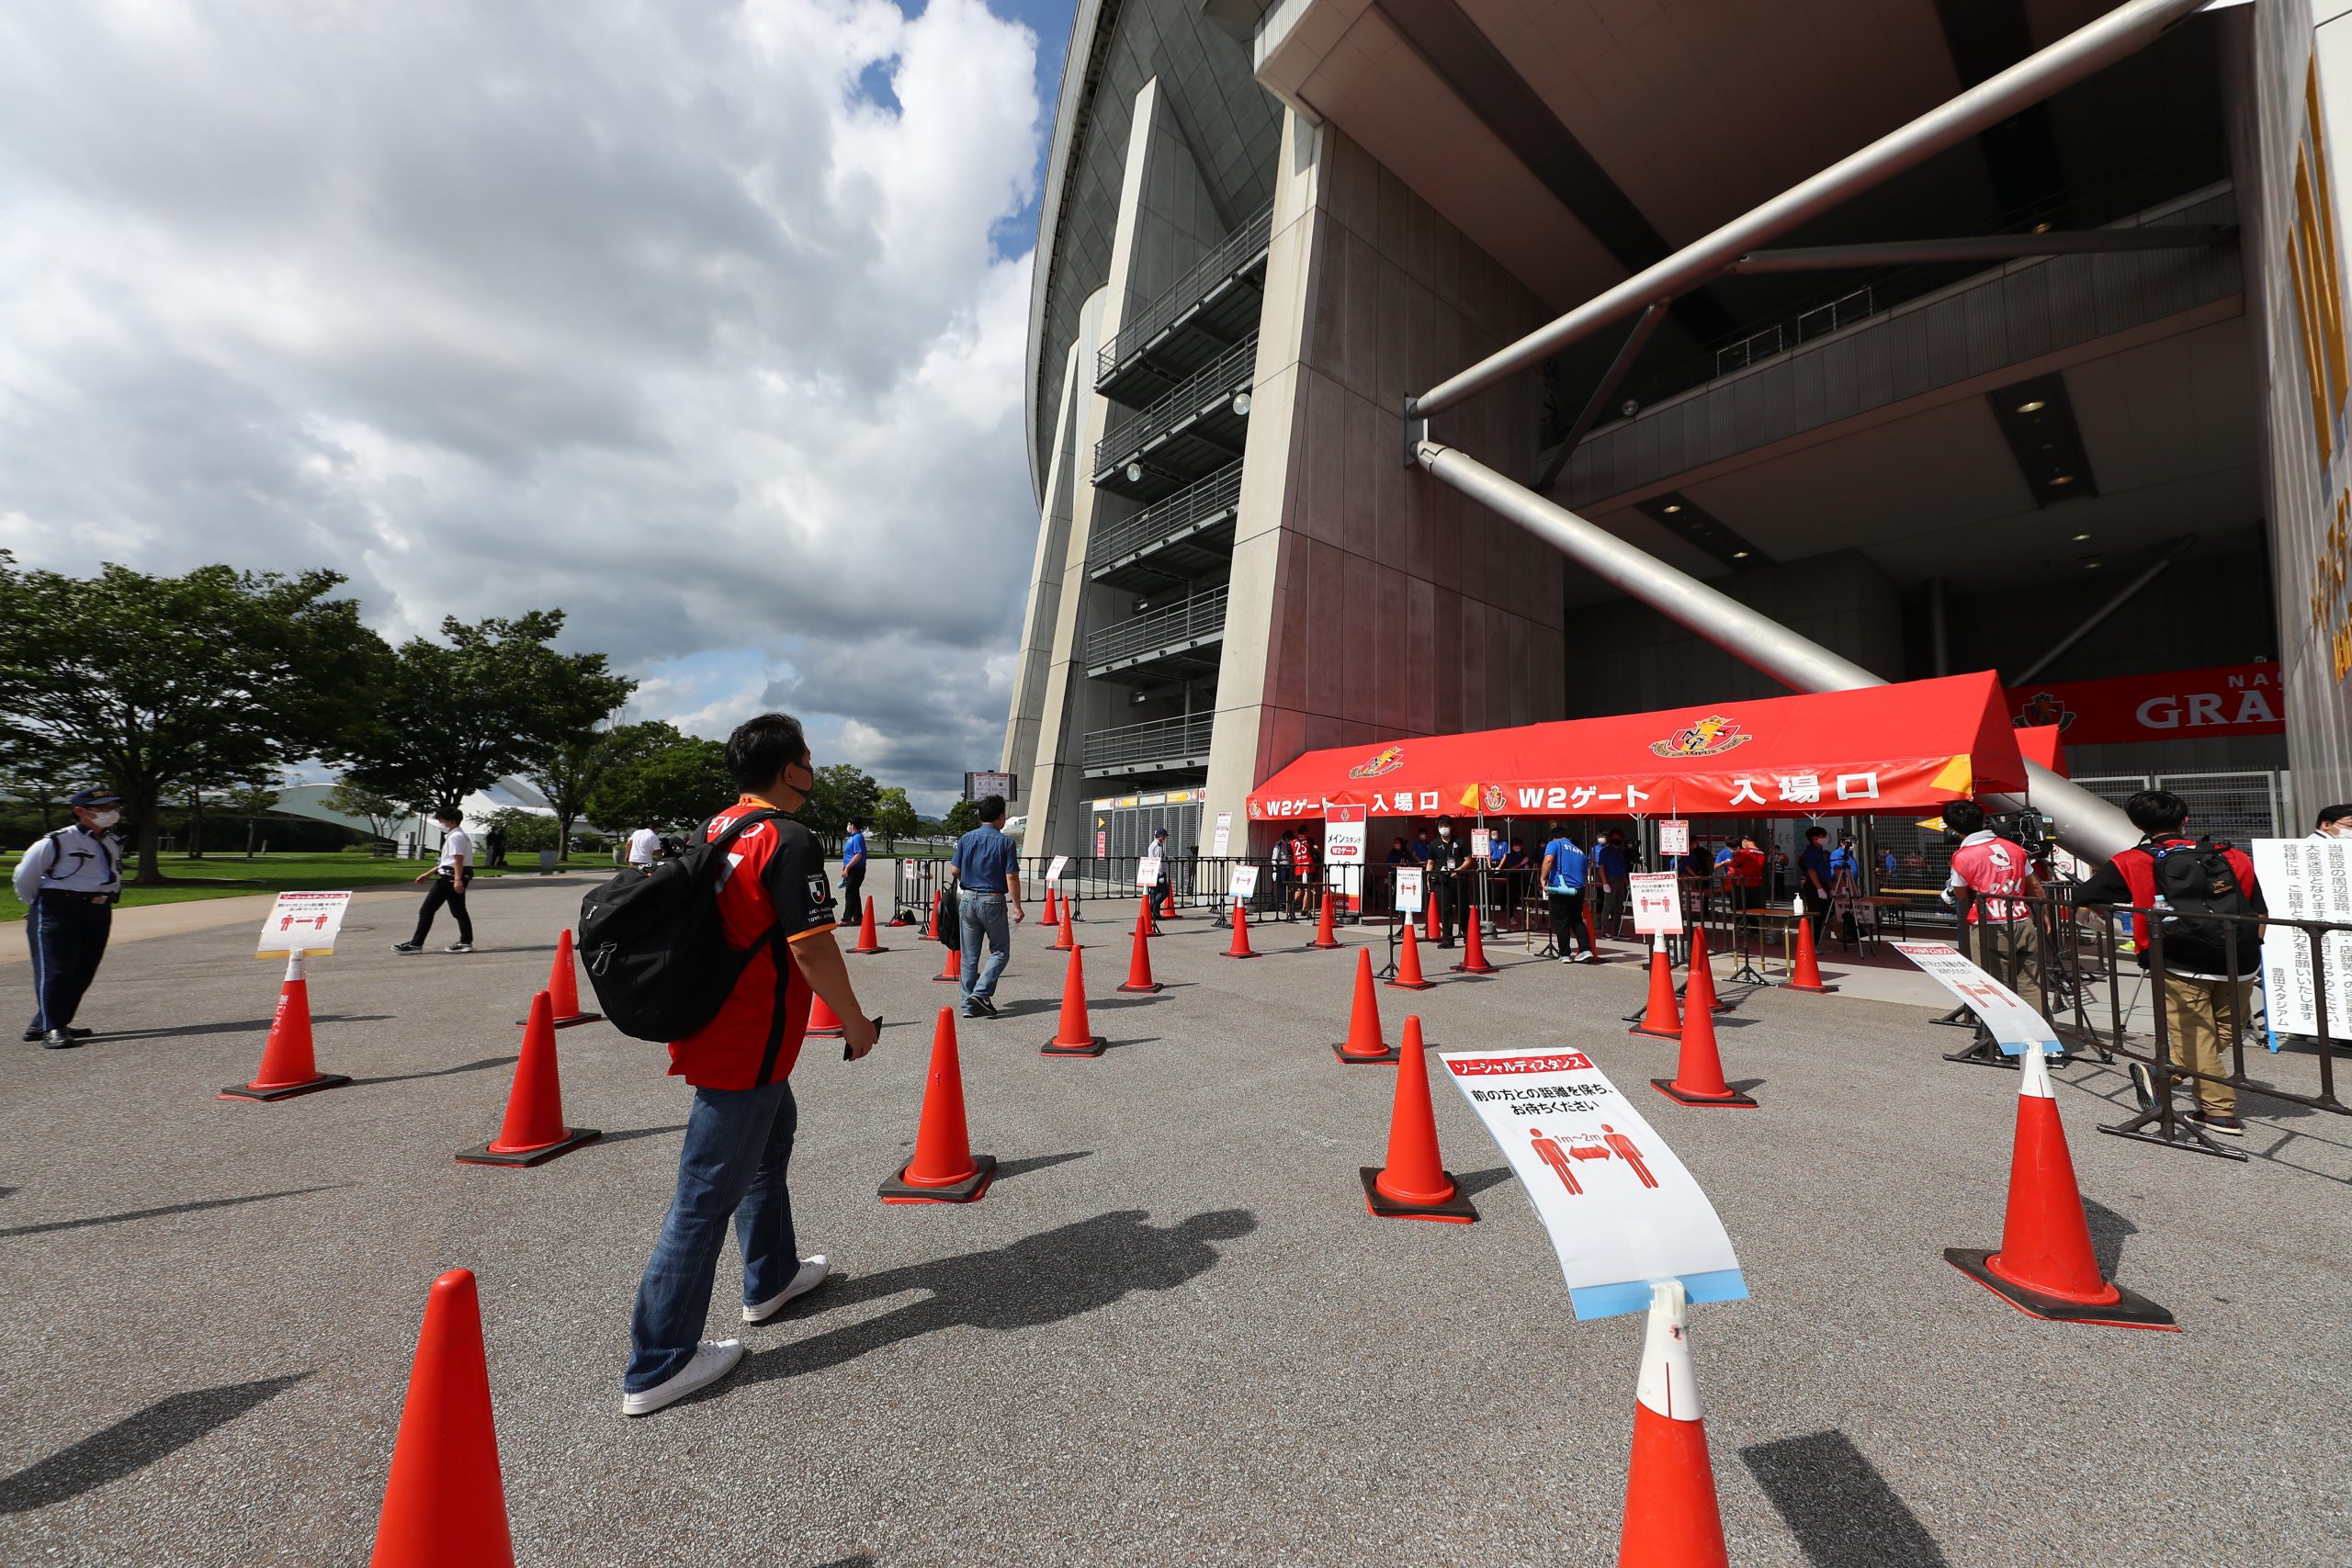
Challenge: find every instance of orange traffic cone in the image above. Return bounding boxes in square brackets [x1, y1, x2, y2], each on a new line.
[1136, 893, 1162, 938]
[1685, 923, 1732, 1013]
[1041, 945, 1107, 1057]
[924, 891, 941, 942]
[1052, 901, 1080, 951]
[1423, 895, 1441, 944]
[1946, 1046, 2176, 1328]
[517, 929, 601, 1027]
[457, 992, 600, 1166]
[1117, 917, 1162, 993]
[879, 1009, 996, 1202]
[1333, 949, 1398, 1065]
[1784, 906, 1838, 993]
[850, 897, 889, 954]
[1311, 889, 1341, 950]
[1586, 897, 1603, 955]
[1615, 1280, 1728, 1568]
[220, 953, 351, 1101]
[1651, 973, 1756, 1108]
[1628, 936, 1683, 1040]
[1223, 899, 1258, 959]
[368, 1269, 513, 1568]
[933, 940, 962, 984]
[1450, 902, 1496, 974]
[1361, 1017, 1477, 1222]
[807, 992, 846, 1037]
[1387, 920, 1435, 991]
[1041, 888, 1060, 927]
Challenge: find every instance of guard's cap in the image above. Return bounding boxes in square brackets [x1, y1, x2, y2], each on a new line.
[68, 787, 120, 808]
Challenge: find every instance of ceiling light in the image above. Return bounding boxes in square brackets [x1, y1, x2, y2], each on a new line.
[2072, 532, 2091, 542]
[2033, 221, 2052, 233]
[2083, 559, 2103, 570]
[2050, 474, 2075, 486]
[1230, 391, 1251, 416]
[1663, 502, 1682, 513]
[1730, 550, 1750, 559]
[1125, 462, 1144, 484]
[2016, 399, 2046, 413]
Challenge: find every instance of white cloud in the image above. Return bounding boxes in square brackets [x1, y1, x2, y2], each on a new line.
[0, 0, 1045, 800]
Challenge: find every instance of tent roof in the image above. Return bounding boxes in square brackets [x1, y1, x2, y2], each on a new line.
[2016, 723, 2068, 779]
[1247, 671, 2028, 823]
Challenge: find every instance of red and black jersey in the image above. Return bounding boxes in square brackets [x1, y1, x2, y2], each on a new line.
[666, 797, 838, 1090]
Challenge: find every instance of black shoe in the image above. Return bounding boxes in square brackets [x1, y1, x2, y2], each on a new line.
[41, 1028, 78, 1050]
[2128, 1061, 2155, 1114]
[969, 997, 999, 1019]
[445, 942, 474, 954]
[24, 1026, 92, 1043]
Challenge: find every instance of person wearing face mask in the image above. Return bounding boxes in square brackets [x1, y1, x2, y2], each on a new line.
[2312, 805, 2352, 840]
[1428, 817, 1473, 947]
[14, 786, 125, 1048]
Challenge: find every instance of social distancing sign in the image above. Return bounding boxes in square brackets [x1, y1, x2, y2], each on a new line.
[1442, 1048, 1746, 1320]
[258, 891, 351, 957]
[1894, 942, 2059, 1055]
[1630, 871, 1682, 934]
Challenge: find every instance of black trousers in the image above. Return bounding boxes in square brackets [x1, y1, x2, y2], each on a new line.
[27, 894, 112, 1032]
[412, 876, 473, 944]
[841, 865, 865, 924]
[1434, 874, 1466, 943]
[1547, 891, 1590, 956]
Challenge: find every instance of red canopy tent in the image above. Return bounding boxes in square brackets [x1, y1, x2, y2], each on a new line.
[1246, 671, 2029, 823]
[2016, 723, 2069, 779]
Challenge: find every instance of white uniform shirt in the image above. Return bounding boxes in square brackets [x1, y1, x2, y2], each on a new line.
[436, 828, 474, 877]
[12, 825, 123, 900]
[628, 827, 661, 866]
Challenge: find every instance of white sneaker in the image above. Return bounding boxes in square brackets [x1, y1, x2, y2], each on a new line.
[743, 1255, 831, 1324]
[620, 1338, 743, 1417]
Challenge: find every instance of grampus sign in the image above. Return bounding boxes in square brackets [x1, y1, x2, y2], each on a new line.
[2006, 662, 2284, 747]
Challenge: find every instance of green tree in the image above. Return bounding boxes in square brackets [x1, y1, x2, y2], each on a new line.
[526, 719, 675, 857]
[585, 733, 733, 835]
[322, 778, 402, 841]
[801, 762, 879, 847]
[344, 611, 633, 818]
[941, 798, 981, 837]
[223, 773, 284, 858]
[872, 786, 919, 851]
[0, 555, 390, 884]
[0, 739, 79, 832]
[481, 805, 562, 854]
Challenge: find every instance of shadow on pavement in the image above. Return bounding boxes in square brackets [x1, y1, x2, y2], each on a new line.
[0, 1371, 315, 1514]
[1453, 1166, 1517, 1200]
[2079, 1194, 2138, 1279]
[989, 1151, 1091, 1182]
[597, 1123, 690, 1147]
[96, 1016, 392, 1043]
[346, 1055, 518, 1089]
[735, 1209, 1255, 1388]
[0, 1185, 345, 1239]
[1741, 1429, 1948, 1567]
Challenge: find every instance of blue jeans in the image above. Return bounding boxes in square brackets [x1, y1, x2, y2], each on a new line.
[625, 1077, 799, 1393]
[959, 892, 1012, 1007]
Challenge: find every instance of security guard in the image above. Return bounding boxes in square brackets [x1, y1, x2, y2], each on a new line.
[1429, 816, 1474, 947]
[13, 787, 125, 1048]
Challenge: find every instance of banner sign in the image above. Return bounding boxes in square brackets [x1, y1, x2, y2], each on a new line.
[1230, 864, 1260, 901]
[1470, 829, 1492, 860]
[2006, 661, 2282, 747]
[2252, 839, 2352, 1043]
[1136, 854, 1164, 890]
[1211, 811, 1232, 857]
[257, 891, 350, 957]
[1396, 866, 1425, 913]
[1629, 872, 1683, 935]
[1044, 855, 1068, 885]
[1324, 804, 1367, 866]
[1442, 1049, 1747, 1320]
[1894, 942, 2059, 1055]
[963, 771, 1017, 802]
[1658, 818, 1690, 856]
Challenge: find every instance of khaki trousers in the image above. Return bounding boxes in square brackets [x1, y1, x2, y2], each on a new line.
[2159, 973, 2247, 1117]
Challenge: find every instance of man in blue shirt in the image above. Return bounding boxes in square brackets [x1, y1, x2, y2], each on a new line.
[839, 817, 868, 931]
[945, 795, 1024, 1020]
[1539, 826, 1593, 964]
[1797, 825, 1834, 938]
[1591, 829, 1632, 942]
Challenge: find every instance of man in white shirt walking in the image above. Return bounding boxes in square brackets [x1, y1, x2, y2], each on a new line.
[627, 824, 662, 873]
[394, 807, 475, 953]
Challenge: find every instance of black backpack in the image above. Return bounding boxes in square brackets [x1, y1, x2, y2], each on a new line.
[578, 809, 785, 1043]
[2146, 836, 2253, 969]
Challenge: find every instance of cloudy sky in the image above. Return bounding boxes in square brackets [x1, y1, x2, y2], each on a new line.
[0, 0, 1072, 812]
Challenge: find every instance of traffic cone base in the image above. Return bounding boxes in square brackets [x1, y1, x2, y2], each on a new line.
[1332, 1042, 1401, 1065]
[520, 929, 603, 1025]
[1385, 923, 1435, 990]
[1041, 889, 1060, 926]
[458, 993, 598, 1167]
[1334, 949, 1396, 1061]
[849, 897, 889, 955]
[1310, 891, 1341, 950]
[219, 1072, 350, 1102]
[1450, 904, 1496, 975]
[1651, 1077, 1758, 1109]
[1117, 980, 1164, 994]
[933, 945, 962, 984]
[457, 1126, 601, 1167]
[1043, 948, 1106, 1056]
[1784, 917, 1838, 992]
[1358, 1165, 1477, 1222]
[881, 1155, 998, 1204]
[220, 955, 352, 1101]
[1041, 1035, 1107, 1057]
[1942, 1247, 2177, 1330]
[1117, 918, 1161, 993]
[1628, 941, 1683, 1039]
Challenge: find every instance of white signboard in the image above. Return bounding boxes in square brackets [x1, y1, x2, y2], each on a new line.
[2252, 838, 2352, 1043]
[1136, 854, 1164, 890]
[1396, 866, 1425, 913]
[1894, 942, 2059, 1055]
[1211, 812, 1232, 857]
[1658, 818, 1691, 856]
[1629, 871, 1683, 935]
[1229, 864, 1261, 901]
[257, 891, 351, 957]
[1324, 805, 1367, 865]
[1442, 1048, 1747, 1321]
[1470, 829, 1492, 860]
[1044, 854, 1069, 886]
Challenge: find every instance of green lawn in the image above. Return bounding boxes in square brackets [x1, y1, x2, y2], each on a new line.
[0, 851, 557, 923]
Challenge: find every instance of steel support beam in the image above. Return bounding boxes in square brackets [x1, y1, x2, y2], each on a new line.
[1727, 226, 2234, 274]
[1406, 0, 2211, 423]
[1412, 439, 2143, 863]
[2008, 534, 2199, 686]
[1532, 299, 1668, 491]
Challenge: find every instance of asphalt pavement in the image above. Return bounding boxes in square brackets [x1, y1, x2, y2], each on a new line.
[1, 877, 2347, 1566]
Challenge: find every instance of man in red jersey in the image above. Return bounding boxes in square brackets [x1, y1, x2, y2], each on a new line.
[622, 712, 879, 1418]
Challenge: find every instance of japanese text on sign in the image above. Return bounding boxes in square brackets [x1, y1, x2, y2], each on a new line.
[1229, 864, 1260, 901]
[257, 891, 351, 957]
[2251, 839, 2352, 1043]
[1396, 866, 1425, 913]
[1136, 855, 1164, 890]
[1657, 818, 1690, 856]
[1894, 942, 2058, 1055]
[1629, 872, 1682, 935]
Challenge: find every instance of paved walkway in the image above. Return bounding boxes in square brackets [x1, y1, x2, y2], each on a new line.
[1, 882, 2346, 1565]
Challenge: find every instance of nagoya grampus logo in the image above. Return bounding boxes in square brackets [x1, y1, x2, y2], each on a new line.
[1650, 715, 1752, 759]
[2016, 691, 2076, 731]
[1346, 746, 1405, 779]
[1480, 784, 1508, 813]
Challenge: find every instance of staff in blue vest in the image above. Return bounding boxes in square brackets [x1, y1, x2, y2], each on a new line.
[13, 787, 125, 1048]
[1540, 825, 1594, 964]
